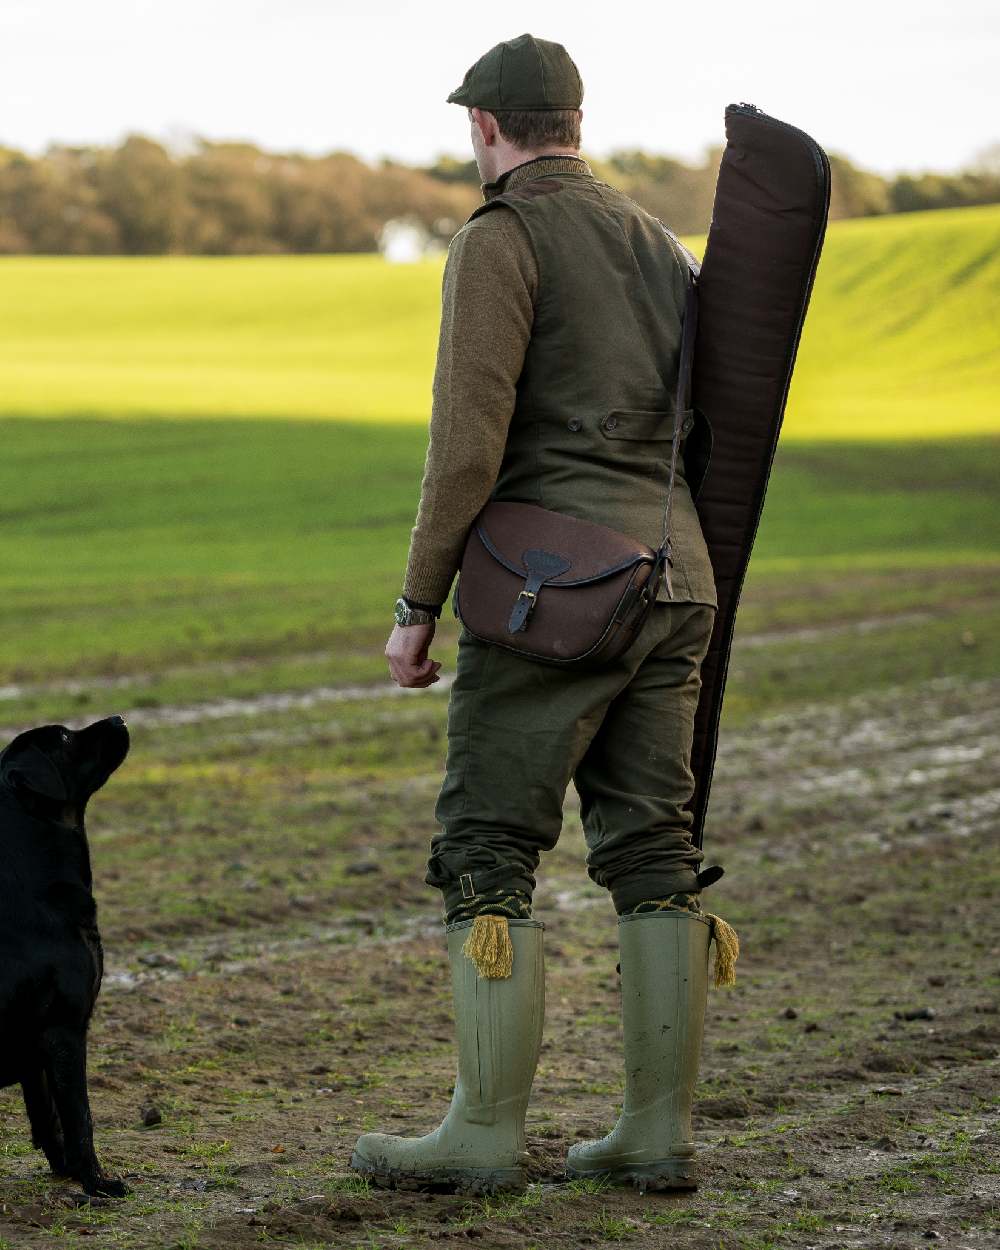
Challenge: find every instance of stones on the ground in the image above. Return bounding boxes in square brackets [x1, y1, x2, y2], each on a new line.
[140, 1102, 162, 1127]
[345, 862, 380, 876]
[870, 1085, 904, 1096]
[803, 1020, 820, 1032]
[895, 1006, 936, 1020]
[783, 1006, 798, 1018]
[928, 974, 947, 986]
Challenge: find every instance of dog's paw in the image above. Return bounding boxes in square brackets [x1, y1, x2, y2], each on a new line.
[83, 1174, 129, 1199]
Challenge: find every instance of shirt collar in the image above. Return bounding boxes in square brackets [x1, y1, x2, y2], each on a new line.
[481, 154, 592, 201]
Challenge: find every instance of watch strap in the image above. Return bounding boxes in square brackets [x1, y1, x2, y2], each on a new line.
[402, 595, 442, 619]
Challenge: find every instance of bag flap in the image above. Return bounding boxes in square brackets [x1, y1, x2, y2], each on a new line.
[473, 501, 655, 586]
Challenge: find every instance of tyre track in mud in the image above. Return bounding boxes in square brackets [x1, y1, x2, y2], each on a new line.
[0, 604, 975, 735]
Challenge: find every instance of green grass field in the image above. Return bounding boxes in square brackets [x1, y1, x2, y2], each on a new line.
[0, 201, 997, 707]
[0, 414, 997, 706]
[1, 203, 997, 434]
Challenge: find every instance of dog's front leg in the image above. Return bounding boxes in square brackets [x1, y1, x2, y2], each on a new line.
[21, 1066, 69, 1176]
[40, 1027, 128, 1198]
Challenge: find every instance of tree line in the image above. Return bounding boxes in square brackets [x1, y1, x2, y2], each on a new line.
[1, 134, 996, 255]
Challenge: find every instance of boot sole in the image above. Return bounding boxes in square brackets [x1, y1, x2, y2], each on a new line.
[565, 1158, 698, 1194]
[350, 1150, 526, 1196]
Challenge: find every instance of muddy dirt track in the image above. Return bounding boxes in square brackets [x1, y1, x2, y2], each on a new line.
[1, 665, 997, 1249]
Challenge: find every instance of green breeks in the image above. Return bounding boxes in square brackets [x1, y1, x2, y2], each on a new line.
[426, 601, 717, 918]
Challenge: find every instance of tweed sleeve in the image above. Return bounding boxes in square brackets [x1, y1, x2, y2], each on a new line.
[401, 209, 537, 608]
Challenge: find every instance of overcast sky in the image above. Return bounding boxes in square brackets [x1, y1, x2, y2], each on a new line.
[2, 0, 997, 175]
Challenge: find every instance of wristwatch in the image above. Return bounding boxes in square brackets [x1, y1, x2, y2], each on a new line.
[394, 596, 440, 627]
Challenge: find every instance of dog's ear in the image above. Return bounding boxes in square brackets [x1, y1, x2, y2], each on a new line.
[0, 742, 70, 801]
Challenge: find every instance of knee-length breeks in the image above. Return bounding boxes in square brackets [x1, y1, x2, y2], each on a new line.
[426, 601, 716, 917]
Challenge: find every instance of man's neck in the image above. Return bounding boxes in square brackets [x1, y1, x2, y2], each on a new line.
[482, 151, 589, 201]
[490, 147, 583, 184]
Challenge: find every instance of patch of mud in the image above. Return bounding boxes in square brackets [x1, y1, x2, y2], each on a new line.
[2, 668, 999, 1250]
[101, 912, 444, 991]
[0, 648, 339, 702]
[0, 606, 967, 737]
[735, 608, 936, 648]
[710, 674, 1000, 851]
[0, 675, 455, 737]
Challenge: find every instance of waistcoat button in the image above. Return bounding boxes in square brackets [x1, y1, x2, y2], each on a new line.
[567, 417, 582, 431]
[604, 414, 619, 431]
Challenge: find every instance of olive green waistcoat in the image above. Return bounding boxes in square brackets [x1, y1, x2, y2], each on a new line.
[468, 171, 717, 608]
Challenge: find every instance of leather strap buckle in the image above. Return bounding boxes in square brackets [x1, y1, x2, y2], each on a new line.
[460, 873, 476, 900]
[508, 588, 538, 634]
[508, 548, 572, 634]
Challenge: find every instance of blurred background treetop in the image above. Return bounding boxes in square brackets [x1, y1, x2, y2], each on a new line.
[1, 133, 998, 255]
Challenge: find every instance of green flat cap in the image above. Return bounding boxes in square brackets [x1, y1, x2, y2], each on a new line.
[447, 33, 583, 111]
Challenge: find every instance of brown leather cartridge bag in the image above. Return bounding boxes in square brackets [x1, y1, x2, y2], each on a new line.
[454, 502, 662, 665]
[454, 267, 698, 667]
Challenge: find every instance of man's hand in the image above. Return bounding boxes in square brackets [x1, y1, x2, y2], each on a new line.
[385, 622, 442, 689]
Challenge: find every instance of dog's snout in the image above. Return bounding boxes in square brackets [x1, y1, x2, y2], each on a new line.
[109, 715, 126, 727]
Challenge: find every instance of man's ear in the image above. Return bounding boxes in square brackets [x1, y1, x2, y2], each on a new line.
[0, 742, 70, 800]
[471, 107, 497, 147]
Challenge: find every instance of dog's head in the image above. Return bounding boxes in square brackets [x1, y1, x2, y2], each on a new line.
[0, 715, 130, 825]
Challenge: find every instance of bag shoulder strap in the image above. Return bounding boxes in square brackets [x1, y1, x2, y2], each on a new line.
[651, 234, 699, 599]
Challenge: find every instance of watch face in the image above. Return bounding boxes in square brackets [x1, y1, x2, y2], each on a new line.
[394, 598, 407, 625]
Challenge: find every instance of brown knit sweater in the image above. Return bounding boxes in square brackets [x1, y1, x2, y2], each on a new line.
[402, 154, 717, 611]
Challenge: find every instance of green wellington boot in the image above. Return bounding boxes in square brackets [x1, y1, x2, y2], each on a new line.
[350, 917, 545, 1194]
[566, 910, 712, 1192]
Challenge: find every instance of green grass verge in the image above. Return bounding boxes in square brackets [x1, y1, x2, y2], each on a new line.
[1, 418, 996, 702]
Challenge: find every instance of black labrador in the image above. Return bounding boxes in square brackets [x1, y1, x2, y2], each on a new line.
[0, 714, 130, 1197]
